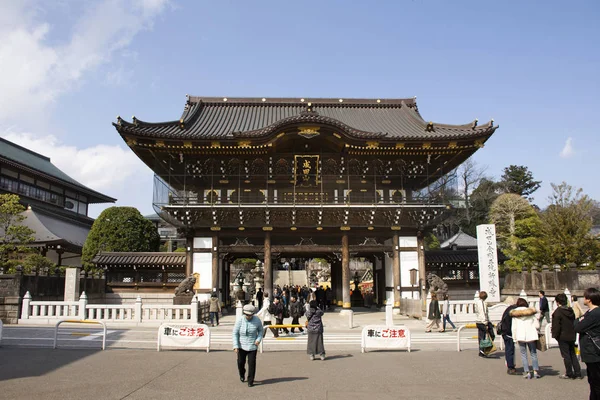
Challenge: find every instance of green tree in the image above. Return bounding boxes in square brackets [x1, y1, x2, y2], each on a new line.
[500, 165, 541, 200]
[461, 177, 501, 235]
[489, 193, 536, 250]
[539, 182, 599, 269]
[0, 194, 35, 272]
[424, 232, 440, 250]
[82, 207, 160, 270]
[503, 213, 547, 272]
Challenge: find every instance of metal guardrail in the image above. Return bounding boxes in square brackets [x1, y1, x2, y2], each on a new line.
[259, 324, 304, 353]
[54, 320, 107, 350]
[456, 323, 503, 352]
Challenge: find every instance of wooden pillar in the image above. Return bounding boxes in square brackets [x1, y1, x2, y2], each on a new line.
[417, 234, 426, 303]
[393, 233, 401, 307]
[185, 236, 193, 277]
[342, 232, 351, 309]
[334, 259, 343, 306]
[264, 232, 272, 297]
[211, 235, 219, 293]
[330, 259, 337, 306]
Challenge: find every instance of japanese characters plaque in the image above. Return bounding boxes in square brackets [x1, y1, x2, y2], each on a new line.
[361, 325, 411, 352]
[476, 224, 500, 302]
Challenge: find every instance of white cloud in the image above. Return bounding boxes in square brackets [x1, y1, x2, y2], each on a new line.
[0, 0, 169, 122]
[560, 137, 575, 159]
[2, 131, 148, 193]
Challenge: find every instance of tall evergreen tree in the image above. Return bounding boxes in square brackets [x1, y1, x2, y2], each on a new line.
[500, 165, 541, 200]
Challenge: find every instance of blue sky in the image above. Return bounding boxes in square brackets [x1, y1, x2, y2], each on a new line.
[1, 0, 599, 217]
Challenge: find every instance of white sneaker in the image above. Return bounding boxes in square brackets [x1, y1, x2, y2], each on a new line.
[309, 355, 315, 361]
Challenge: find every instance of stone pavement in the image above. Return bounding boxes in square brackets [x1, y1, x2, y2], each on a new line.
[0, 345, 590, 400]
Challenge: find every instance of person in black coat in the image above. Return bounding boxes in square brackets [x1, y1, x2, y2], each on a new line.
[552, 293, 582, 379]
[289, 296, 304, 334]
[575, 288, 600, 399]
[498, 297, 519, 374]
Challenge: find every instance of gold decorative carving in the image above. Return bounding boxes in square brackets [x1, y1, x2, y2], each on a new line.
[267, 179, 276, 184]
[183, 141, 193, 148]
[475, 139, 485, 148]
[366, 142, 379, 149]
[238, 141, 251, 148]
[422, 142, 431, 149]
[391, 226, 401, 231]
[382, 180, 391, 184]
[219, 180, 229, 184]
[368, 226, 374, 231]
[211, 141, 221, 148]
[298, 126, 320, 139]
[276, 132, 285, 138]
[238, 226, 245, 231]
[340, 226, 351, 231]
[125, 137, 137, 146]
[262, 226, 273, 231]
[210, 226, 221, 231]
[316, 226, 323, 231]
[155, 141, 165, 147]
[290, 226, 297, 231]
[336, 180, 346, 184]
[333, 133, 342, 139]
[448, 141, 457, 149]
[395, 143, 405, 149]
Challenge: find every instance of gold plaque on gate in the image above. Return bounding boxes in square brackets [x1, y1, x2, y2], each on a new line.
[193, 273, 200, 291]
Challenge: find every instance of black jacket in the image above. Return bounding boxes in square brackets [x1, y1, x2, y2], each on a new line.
[498, 305, 518, 336]
[539, 296, 549, 312]
[290, 301, 303, 319]
[428, 300, 441, 320]
[574, 307, 600, 363]
[551, 306, 577, 342]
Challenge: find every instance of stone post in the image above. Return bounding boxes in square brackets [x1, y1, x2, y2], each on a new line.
[78, 292, 88, 320]
[211, 235, 219, 296]
[134, 295, 142, 323]
[21, 291, 32, 320]
[64, 267, 81, 302]
[564, 288, 571, 307]
[191, 295, 199, 323]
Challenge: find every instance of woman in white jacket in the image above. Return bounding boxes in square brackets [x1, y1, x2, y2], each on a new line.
[510, 297, 541, 379]
[256, 292, 278, 338]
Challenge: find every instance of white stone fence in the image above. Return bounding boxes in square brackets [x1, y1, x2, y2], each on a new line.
[19, 291, 210, 325]
[425, 289, 569, 323]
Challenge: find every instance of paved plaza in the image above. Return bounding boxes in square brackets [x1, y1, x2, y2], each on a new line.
[0, 311, 592, 399]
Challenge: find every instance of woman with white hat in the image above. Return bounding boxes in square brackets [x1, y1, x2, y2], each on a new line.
[233, 304, 264, 387]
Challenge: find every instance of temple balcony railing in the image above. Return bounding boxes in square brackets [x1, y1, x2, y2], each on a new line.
[152, 174, 459, 208]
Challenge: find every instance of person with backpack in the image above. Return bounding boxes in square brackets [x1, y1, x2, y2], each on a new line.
[552, 293, 582, 380]
[497, 297, 519, 375]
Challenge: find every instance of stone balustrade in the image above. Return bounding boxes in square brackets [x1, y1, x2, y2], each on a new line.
[19, 291, 209, 325]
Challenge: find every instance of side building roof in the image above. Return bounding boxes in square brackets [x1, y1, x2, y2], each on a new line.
[0, 137, 116, 204]
[114, 96, 497, 142]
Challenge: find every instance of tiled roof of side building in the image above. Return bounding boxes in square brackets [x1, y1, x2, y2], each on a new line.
[114, 96, 497, 141]
[0, 137, 116, 203]
[92, 252, 186, 267]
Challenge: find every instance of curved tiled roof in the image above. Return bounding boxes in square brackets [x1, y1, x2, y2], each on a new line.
[92, 252, 186, 267]
[114, 96, 497, 141]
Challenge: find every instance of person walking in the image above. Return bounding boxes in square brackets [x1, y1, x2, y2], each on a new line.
[574, 287, 600, 399]
[538, 290, 550, 327]
[209, 292, 221, 327]
[476, 291, 496, 357]
[511, 297, 541, 379]
[289, 296, 304, 334]
[498, 296, 519, 375]
[441, 294, 456, 332]
[552, 293, 582, 380]
[271, 296, 289, 335]
[256, 292, 278, 338]
[425, 293, 443, 333]
[232, 304, 263, 388]
[255, 288, 263, 311]
[306, 300, 326, 360]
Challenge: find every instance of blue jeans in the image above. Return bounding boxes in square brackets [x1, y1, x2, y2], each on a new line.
[443, 314, 456, 330]
[210, 311, 219, 325]
[519, 341, 539, 372]
[503, 335, 515, 369]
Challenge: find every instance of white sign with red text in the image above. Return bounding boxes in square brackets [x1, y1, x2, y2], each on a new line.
[157, 323, 211, 352]
[361, 325, 411, 353]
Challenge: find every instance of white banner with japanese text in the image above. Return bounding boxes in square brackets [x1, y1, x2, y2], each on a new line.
[157, 323, 211, 352]
[476, 224, 500, 302]
[361, 325, 411, 352]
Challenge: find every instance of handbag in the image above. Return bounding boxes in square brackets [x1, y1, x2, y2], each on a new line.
[479, 334, 493, 349]
[588, 334, 600, 353]
[536, 333, 547, 352]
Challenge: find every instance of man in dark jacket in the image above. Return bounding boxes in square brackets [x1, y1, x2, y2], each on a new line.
[269, 297, 289, 335]
[289, 296, 304, 334]
[498, 297, 519, 374]
[575, 288, 600, 399]
[552, 293, 582, 379]
[538, 290, 550, 326]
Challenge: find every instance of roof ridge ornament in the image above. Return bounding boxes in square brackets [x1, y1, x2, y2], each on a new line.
[425, 121, 435, 132]
[471, 118, 478, 130]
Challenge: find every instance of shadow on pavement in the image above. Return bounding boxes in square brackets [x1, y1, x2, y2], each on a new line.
[323, 354, 353, 360]
[256, 376, 309, 386]
[0, 348, 101, 381]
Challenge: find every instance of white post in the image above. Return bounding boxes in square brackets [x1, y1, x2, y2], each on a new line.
[348, 309, 354, 329]
[78, 292, 88, 320]
[564, 288, 571, 306]
[21, 291, 32, 319]
[519, 289, 527, 298]
[236, 300, 243, 321]
[191, 295, 199, 323]
[134, 295, 143, 323]
[385, 302, 393, 326]
[425, 291, 432, 320]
